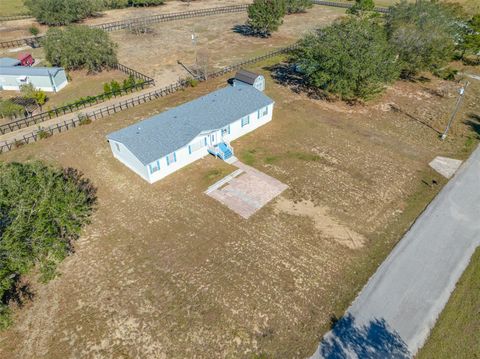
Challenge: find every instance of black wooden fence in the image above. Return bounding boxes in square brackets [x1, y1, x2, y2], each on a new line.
[0, 63, 154, 135]
[0, 45, 296, 153]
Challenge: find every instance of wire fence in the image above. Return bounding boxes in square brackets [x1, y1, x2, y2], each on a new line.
[311, 0, 389, 13]
[0, 45, 296, 153]
[0, 63, 154, 135]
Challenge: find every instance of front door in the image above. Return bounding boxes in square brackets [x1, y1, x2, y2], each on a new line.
[209, 131, 219, 146]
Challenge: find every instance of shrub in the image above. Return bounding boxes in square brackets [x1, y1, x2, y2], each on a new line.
[110, 80, 121, 94]
[285, 0, 312, 14]
[186, 78, 199, 87]
[20, 83, 47, 107]
[458, 14, 480, 62]
[386, 0, 465, 78]
[292, 17, 400, 101]
[347, 0, 375, 15]
[24, 0, 102, 26]
[78, 113, 92, 125]
[42, 26, 118, 72]
[247, 0, 286, 37]
[433, 67, 458, 81]
[37, 128, 52, 139]
[28, 26, 40, 36]
[103, 82, 112, 96]
[0, 162, 96, 328]
[0, 100, 24, 118]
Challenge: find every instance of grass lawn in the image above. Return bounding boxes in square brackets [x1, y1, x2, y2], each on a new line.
[417, 248, 480, 358]
[0, 56, 478, 358]
[0, 0, 28, 16]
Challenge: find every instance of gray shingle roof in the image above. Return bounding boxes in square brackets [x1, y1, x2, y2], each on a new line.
[107, 84, 274, 165]
[0, 66, 63, 77]
[235, 69, 262, 85]
[0, 58, 21, 67]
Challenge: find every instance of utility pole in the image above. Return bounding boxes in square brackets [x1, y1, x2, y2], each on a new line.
[441, 81, 470, 140]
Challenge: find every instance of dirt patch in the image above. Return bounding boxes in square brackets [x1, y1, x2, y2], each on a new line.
[275, 197, 366, 249]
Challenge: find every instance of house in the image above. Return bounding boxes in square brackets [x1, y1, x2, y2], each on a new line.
[18, 53, 35, 66]
[107, 74, 274, 183]
[233, 69, 265, 91]
[0, 58, 21, 67]
[0, 66, 68, 92]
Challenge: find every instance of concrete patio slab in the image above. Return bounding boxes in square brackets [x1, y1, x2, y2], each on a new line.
[206, 161, 288, 218]
[429, 156, 462, 179]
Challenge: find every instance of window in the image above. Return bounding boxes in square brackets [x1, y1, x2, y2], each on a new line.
[149, 160, 160, 174]
[189, 139, 204, 154]
[166, 152, 176, 165]
[241, 115, 250, 127]
[262, 106, 268, 116]
[115, 143, 120, 152]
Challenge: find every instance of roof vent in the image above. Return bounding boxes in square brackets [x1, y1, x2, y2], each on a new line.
[136, 126, 141, 134]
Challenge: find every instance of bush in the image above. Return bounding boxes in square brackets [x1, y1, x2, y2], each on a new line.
[42, 26, 118, 72]
[28, 26, 40, 36]
[459, 14, 480, 62]
[433, 67, 458, 81]
[20, 83, 47, 107]
[0, 162, 96, 328]
[347, 0, 375, 15]
[292, 17, 400, 101]
[186, 78, 199, 87]
[285, 0, 312, 14]
[37, 128, 52, 139]
[247, 0, 286, 37]
[24, 0, 102, 26]
[110, 80, 121, 94]
[386, 0, 465, 78]
[0, 100, 24, 118]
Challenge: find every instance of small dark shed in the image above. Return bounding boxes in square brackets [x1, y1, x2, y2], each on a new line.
[233, 69, 265, 91]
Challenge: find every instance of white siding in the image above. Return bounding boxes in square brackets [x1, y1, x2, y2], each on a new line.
[111, 102, 274, 184]
[109, 140, 149, 181]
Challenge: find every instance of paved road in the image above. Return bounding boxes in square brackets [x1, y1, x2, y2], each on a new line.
[311, 145, 480, 358]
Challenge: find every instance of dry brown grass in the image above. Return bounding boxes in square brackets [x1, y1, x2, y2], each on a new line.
[0, 56, 478, 358]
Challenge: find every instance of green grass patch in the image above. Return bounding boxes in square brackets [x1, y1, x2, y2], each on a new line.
[0, 0, 29, 16]
[241, 149, 258, 166]
[417, 247, 480, 358]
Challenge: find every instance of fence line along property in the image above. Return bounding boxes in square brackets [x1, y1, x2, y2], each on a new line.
[0, 2, 390, 49]
[0, 63, 154, 135]
[0, 45, 297, 154]
[0, 14, 33, 22]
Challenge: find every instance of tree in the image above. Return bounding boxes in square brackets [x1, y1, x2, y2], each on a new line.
[42, 26, 118, 72]
[285, 0, 312, 14]
[24, 0, 103, 26]
[0, 100, 24, 119]
[20, 84, 47, 108]
[247, 0, 286, 37]
[292, 17, 400, 101]
[386, 0, 464, 78]
[348, 0, 375, 15]
[459, 14, 480, 63]
[0, 162, 96, 328]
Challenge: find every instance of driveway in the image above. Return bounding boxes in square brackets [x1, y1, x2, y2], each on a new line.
[311, 145, 480, 358]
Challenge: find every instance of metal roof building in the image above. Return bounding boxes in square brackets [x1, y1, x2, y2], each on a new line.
[0, 66, 68, 92]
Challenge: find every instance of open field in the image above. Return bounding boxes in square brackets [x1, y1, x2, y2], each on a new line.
[0, 55, 478, 358]
[0, 0, 252, 41]
[111, 6, 345, 83]
[0, 0, 28, 17]
[418, 248, 480, 358]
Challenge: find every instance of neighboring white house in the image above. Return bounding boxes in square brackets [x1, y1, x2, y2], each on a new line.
[0, 66, 68, 92]
[107, 71, 274, 183]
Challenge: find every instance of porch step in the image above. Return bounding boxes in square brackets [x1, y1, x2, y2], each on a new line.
[225, 156, 238, 165]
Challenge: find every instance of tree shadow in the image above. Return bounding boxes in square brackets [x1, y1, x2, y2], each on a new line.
[318, 314, 410, 359]
[464, 113, 480, 139]
[2, 275, 35, 309]
[265, 62, 330, 100]
[232, 24, 268, 38]
[389, 104, 442, 135]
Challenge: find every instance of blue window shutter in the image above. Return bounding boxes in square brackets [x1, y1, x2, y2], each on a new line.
[247, 115, 250, 124]
[157, 160, 160, 169]
[166, 156, 170, 166]
[173, 152, 177, 162]
[257, 109, 260, 118]
[188, 145, 191, 154]
[149, 164, 152, 174]
[204, 137, 207, 145]
[228, 125, 230, 134]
